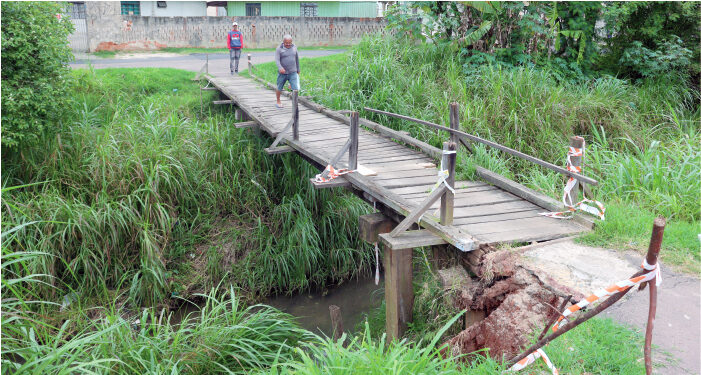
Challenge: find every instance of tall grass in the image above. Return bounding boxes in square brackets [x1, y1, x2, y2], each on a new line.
[1, 67, 372, 310]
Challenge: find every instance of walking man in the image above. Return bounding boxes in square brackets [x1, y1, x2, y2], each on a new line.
[227, 22, 244, 75]
[275, 35, 300, 108]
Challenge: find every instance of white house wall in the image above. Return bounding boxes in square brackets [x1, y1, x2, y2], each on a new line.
[141, 1, 206, 17]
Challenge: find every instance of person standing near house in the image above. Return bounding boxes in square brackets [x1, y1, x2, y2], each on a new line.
[274, 35, 300, 108]
[227, 22, 244, 75]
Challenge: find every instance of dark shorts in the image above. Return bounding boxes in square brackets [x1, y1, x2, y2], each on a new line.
[276, 72, 300, 91]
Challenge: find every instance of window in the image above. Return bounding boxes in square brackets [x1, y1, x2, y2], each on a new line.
[245, 3, 261, 16]
[300, 3, 318, 17]
[68, 2, 86, 19]
[120, 1, 140, 15]
[157, 1, 167, 8]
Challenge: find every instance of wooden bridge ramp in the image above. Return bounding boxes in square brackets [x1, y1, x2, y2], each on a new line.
[206, 73, 589, 247]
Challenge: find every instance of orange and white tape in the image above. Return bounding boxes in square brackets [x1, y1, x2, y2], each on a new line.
[541, 141, 606, 220]
[314, 164, 353, 183]
[551, 260, 661, 332]
[509, 348, 559, 374]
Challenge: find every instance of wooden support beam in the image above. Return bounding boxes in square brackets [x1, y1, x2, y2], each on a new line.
[264, 145, 295, 155]
[384, 244, 413, 341]
[310, 177, 350, 189]
[292, 90, 299, 141]
[358, 212, 394, 243]
[235, 120, 258, 129]
[201, 87, 218, 91]
[329, 305, 344, 341]
[247, 53, 251, 76]
[213, 100, 233, 105]
[390, 185, 447, 237]
[380, 230, 447, 249]
[440, 142, 457, 226]
[349, 112, 359, 170]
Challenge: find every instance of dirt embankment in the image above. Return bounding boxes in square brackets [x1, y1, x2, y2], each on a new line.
[438, 248, 583, 360]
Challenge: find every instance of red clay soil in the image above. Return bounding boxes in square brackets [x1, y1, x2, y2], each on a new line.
[442, 249, 583, 360]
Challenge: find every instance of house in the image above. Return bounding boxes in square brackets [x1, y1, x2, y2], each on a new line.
[226, 1, 378, 18]
[114, 1, 379, 18]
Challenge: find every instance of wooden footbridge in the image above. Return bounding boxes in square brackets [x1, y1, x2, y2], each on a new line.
[198, 55, 597, 338]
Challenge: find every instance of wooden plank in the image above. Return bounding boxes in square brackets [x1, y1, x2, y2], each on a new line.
[390, 180, 481, 195]
[475, 166, 563, 212]
[400, 185, 498, 199]
[452, 209, 543, 226]
[449, 200, 537, 219]
[235, 120, 258, 129]
[356, 164, 377, 176]
[380, 230, 447, 249]
[310, 177, 350, 189]
[460, 216, 585, 236]
[264, 145, 295, 155]
[212, 100, 233, 105]
[475, 224, 586, 244]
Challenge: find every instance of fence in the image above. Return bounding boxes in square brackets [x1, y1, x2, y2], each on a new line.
[72, 1, 388, 52]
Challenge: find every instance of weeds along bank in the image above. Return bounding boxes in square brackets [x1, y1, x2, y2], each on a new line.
[247, 36, 700, 272]
[1, 68, 373, 312]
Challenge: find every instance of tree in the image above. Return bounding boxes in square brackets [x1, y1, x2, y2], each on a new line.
[598, 2, 700, 81]
[1, 1, 75, 152]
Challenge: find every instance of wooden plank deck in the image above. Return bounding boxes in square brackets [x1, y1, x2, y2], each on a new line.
[205, 74, 589, 247]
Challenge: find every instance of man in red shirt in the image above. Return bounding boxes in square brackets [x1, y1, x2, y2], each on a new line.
[227, 22, 244, 75]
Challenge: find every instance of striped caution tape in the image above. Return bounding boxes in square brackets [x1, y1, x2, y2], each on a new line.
[551, 261, 661, 332]
[509, 348, 559, 374]
[541, 141, 606, 220]
[314, 164, 354, 183]
[430, 150, 457, 194]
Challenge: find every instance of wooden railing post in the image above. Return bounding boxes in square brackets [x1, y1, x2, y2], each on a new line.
[247, 53, 251, 76]
[292, 90, 299, 141]
[206, 53, 209, 75]
[449, 102, 459, 145]
[329, 305, 344, 341]
[349, 111, 359, 170]
[569, 136, 585, 201]
[440, 142, 457, 226]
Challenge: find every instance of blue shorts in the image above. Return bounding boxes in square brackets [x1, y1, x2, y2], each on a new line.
[276, 72, 300, 91]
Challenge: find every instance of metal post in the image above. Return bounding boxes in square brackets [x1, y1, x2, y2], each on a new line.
[292, 90, 299, 141]
[247, 53, 251, 76]
[440, 141, 457, 226]
[349, 111, 359, 170]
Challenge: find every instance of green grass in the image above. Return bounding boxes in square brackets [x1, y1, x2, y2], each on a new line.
[244, 35, 700, 273]
[2, 67, 373, 310]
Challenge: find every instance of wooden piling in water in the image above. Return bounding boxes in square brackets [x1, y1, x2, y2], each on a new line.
[329, 305, 344, 341]
[384, 245, 413, 341]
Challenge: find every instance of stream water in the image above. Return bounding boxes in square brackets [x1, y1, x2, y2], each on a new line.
[265, 274, 384, 337]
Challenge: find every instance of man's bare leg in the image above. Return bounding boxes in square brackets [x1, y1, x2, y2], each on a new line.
[276, 90, 282, 106]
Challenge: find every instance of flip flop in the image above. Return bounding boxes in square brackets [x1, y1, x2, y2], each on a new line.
[275, 103, 284, 108]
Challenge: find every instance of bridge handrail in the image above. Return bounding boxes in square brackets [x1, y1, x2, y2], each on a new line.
[363, 107, 598, 186]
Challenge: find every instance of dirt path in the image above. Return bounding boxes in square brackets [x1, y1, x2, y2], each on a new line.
[523, 240, 700, 374]
[70, 49, 346, 75]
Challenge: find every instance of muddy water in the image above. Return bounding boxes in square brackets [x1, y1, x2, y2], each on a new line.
[265, 275, 384, 336]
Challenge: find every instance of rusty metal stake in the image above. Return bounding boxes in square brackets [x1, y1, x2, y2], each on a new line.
[507, 217, 666, 369]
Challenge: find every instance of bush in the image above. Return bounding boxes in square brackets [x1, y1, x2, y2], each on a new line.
[1, 1, 74, 152]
